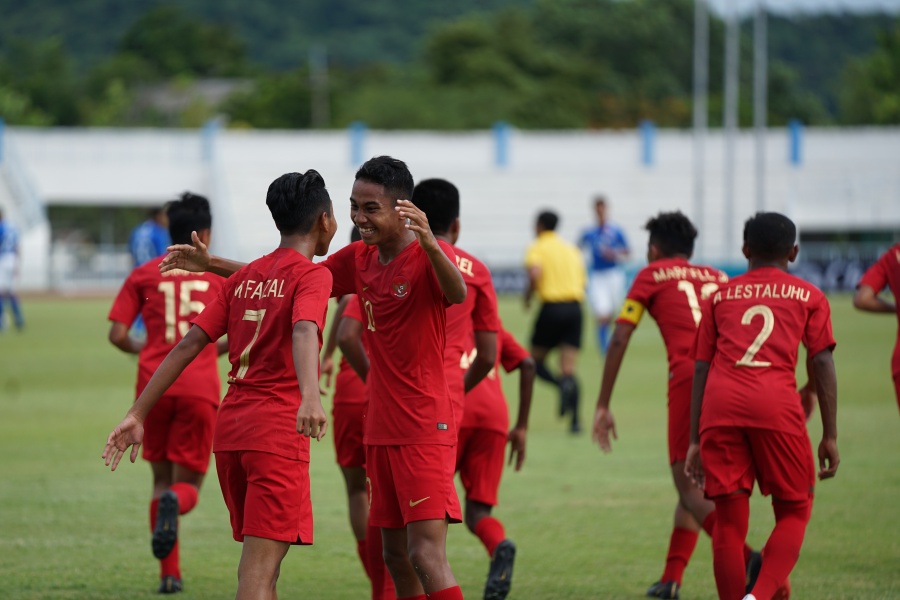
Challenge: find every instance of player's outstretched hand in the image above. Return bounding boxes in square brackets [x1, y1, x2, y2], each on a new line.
[396, 200, 437, 250]
[592, 407, 617, 453]
[817, 437, 839, 480]
[159, 231, 210, 274]
[297, 401, 328, 441]
[102, 414, 144, 471]
[684, 442, 704, 489]
[507, 427, 527, 471]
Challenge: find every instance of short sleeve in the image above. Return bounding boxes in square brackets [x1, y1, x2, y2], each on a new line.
[342, 294, 363, 324]
[500, 329, 531, 373]
[803, 291, 837, 356]
[322, 243, 359, 297]
[192, 280, 231, 341]
[292, 265, 333, 333]
[617, 227, 629, 250]
[692, 296, 718, 362]
[524, 242, 541, 268]
[108, 271, 143, 326]
[471, 270, 500, 333]
[858, 253, 888, 292]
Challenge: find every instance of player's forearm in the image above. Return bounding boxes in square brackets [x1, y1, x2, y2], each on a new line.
[596, 323, 634, 409]
[323, 297, 350, 359]
[129, 328, 210, 420]
[811, 349, 838, 440]
[690, 361, 710, 444]
[207, 255, 245, 278]
[513, 358, 536, 430]
[853, 286, 895, 313]
[293, 323, 324, 406]
[427, 246, 467, 304]
[463, 331, 498, 392]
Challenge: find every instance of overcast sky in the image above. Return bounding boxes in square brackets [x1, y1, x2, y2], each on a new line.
[706, 0, 900, 15]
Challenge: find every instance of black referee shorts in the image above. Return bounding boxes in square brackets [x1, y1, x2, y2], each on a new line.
[530, 301, 583, 349]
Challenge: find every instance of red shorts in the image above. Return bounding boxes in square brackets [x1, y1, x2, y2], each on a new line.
[215, 450, 313, 544]
[667, 368, 692, 465]
[700, 426, 815, 502]
[456, 428, 507, 506]
[142, 394, 217, 474]
[366, 444, 462, 529]
[332, 401, 366, 468]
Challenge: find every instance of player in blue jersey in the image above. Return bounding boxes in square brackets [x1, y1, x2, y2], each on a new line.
[579, 197, 629, 355]
[0, 208, 25, 331]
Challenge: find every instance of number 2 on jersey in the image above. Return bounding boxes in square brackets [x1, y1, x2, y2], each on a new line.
[735, 305, 774, 368]
[235, 309, 267, 379]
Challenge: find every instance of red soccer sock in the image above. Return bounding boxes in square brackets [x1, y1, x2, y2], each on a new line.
[702, 509, 754, 564]
[426, 586, 464, 600]
[751, 499, 811, 600]
[660, 527, 699, 584]
[473, 516, 506, 557]
[366, 525, 396, 600]
[150, 498, 181, 579]
[169, 482, 199, 514]
[711, 494, 751, 600]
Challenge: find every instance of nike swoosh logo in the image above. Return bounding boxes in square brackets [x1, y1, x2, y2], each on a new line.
[409, 496, 430, 507]
[362, 286, 369, 291]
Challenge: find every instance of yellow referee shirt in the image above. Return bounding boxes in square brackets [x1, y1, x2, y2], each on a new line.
[524, 231, 586, 303]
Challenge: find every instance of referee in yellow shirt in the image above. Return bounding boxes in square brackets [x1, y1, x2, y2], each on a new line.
[524, 210, 587, 433]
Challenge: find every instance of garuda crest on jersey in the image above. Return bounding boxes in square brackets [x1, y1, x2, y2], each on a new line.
[391, 276, 410, 299]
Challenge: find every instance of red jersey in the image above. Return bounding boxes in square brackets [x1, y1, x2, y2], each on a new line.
[324, 240, 458, 446]
[461, 328, 531, 434]
[858, 243, 900, 376]
[333, 294, 367, 406]
[445, 246, 501, 421]
[617, 257, 728, 371]
[693, 267, 836, 435]
[192, 248, 332, 461]
[109, 258, 223, 403]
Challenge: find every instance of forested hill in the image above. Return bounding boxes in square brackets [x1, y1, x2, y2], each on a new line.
[0, 0, 536, 68]
[1, 0, 897, 128]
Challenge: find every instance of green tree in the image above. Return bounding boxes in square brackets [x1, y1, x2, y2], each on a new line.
[840, 25, 900, 124]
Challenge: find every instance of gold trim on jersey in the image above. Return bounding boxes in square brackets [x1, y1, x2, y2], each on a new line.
[618, 298, 645, 325]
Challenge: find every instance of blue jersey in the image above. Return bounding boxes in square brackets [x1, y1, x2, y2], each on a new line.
[129, 220, 171, 267]
[0, 221, 18, 256]
[580, 224, 628, 272]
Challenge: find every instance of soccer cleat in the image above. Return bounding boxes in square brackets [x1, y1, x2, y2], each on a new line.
[483, 539, 516, 600]
[646, 580, 680, 599]
[745, 550, 762, 593]
[152, 490, 179, 559]
[157, 575, 183, 594]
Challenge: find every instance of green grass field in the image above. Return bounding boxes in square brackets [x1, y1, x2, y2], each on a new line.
[0, 294, 898, 599]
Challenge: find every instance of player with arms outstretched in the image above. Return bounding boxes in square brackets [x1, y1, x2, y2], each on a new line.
[853, 242, 900, 412]
[160, 156, 469, 600]
[104, 171, 336, 600]
[107, 193, 223, 593]
[686, 212, 839, 600]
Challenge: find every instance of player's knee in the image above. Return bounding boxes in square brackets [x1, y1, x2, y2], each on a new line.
[407, 540, 445, 574]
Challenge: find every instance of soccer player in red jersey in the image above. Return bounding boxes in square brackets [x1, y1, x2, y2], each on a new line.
[161, 157, 468, 600]
[320, 227, 396, 600]
[410, 178, 500, 423]
[686, 212, 840, 600]
[592, 212, 746, 598]
[107, 193, 224, 594]
[853, 242, 900, 412]
[104, 170, 336, 600]
[457, 326, 535, 600]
